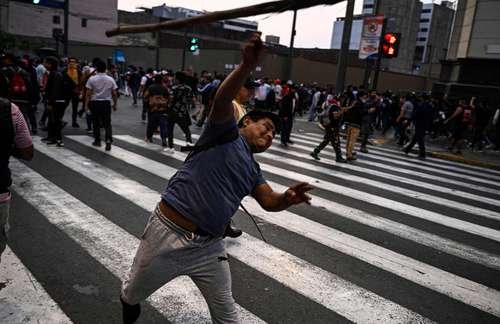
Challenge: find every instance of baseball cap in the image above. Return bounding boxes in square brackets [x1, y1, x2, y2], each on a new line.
[237, 109, 281, 134]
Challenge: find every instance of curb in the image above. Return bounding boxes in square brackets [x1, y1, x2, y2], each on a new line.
[428, 151, 500, 171]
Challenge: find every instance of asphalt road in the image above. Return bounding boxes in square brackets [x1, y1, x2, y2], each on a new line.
[2, 96, 500, 324]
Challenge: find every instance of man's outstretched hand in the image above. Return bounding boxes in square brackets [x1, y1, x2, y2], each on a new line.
[242, 32, 266, 69]
[285, 182, 314, 206]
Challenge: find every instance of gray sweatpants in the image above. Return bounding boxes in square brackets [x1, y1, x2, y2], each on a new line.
[0, 199, 10, 263]
[121, 204, 240, 324]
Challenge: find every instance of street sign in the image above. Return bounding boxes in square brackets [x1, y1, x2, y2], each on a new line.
[113, 50, 126, 63]
[358, 14, 384, 60]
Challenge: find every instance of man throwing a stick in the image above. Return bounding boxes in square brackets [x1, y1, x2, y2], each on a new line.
[120, 33, 313, 323]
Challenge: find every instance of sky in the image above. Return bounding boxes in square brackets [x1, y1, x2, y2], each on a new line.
[118, 0, 365, 49]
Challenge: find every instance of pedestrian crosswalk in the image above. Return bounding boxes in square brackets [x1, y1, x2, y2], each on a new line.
[4, 129, 500, 323]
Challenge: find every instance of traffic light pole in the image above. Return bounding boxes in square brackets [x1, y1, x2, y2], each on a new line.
[371, 18, 387, 90]
[63, 0, 69, 57]
[335, 0, 355, 94]
[181, 29, 187, 71]
[286, 9, 297, 81]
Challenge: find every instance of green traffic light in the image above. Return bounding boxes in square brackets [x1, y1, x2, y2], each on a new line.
[33, 0, 41, 3]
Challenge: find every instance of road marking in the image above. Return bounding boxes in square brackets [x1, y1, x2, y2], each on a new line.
[289, 133, 500, 189]
[265, 144, 500, 208]
[32, 138, 431, 324]
[181, 134, 500, 242]
[275, 135, 500, 196]
[67, 135, 500, 318]
[0, 246, 73, 324]
[10, 159, 263, 324]
[114, 134, 500, 271]
[300, 132, 500, 182]
[302, 130, 500, 176]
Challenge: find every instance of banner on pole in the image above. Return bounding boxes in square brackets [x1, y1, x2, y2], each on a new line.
[358, 14, 384, 60]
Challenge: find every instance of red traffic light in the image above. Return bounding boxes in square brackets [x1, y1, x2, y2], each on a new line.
[382, 32, 400, 58]
[384, 33, 397, 44]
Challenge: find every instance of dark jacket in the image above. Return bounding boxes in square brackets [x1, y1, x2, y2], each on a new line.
[279, 91, 296, 118]
[413, 100, 434, 131]
[45, 70, 66, 104]
[343, 99, 365, 127]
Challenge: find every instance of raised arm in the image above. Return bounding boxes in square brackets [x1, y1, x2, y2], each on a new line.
[210, 33, 265, 124]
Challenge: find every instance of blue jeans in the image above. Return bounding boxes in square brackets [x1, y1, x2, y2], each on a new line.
[0, 199, 10, 263]
[121, 204, 240, 323]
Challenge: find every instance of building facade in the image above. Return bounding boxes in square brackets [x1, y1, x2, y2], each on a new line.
[413, 1, 455, 78]
[150, 4, 258, 34]
[0, 0, 117, 47]
[438, 0, 500, 103]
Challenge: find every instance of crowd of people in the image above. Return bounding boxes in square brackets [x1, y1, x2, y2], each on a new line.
[1, 50, 499, 161]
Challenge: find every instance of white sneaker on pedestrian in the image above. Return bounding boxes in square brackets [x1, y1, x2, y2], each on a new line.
[163, 147, 175, 154]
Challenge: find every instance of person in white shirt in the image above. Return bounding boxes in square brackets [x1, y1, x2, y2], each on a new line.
[308, 88, 322, 121]
[85, 60, 118, 151]
[254, 78, 271, 109]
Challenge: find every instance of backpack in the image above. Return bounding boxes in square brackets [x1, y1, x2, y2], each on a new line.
[462, 107, 472, 124]
[9, 70, 28, 97]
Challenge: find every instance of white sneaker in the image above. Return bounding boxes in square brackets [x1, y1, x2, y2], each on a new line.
[163, 147, 175, 154]
[185, 142, 193, 146]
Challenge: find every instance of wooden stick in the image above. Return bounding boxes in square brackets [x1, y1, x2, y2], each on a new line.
[106, 0, 342, 37]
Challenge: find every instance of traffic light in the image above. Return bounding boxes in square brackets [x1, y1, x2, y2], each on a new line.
[381, 32, 400, 58]
[188, 37, 199, 52]
[33, 0, 41, 3]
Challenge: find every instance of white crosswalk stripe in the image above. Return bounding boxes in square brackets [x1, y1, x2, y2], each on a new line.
[301, 131, 500, 177]
[293, 133, 500, 188]
[116, 134, 500, 271]
[0, 247, 73, 324]
[6, 131, 500, 323]
[179, 134, 500, 242]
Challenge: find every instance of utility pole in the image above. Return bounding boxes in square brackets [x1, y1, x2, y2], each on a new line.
[287, 9, 297, 81]
[181, 29, 187, 71]
[335, 0, 355, 94]
[370, 0, 384, 90]
[155, 32, 160, 70]
[63, 0, 69, 57]
[371, 18, 386, 90]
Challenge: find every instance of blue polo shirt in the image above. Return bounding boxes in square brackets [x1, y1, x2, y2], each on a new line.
[161, 119, 266, 237]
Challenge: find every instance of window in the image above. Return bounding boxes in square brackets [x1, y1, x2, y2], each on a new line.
[363, 4, 374, 8]
[53, 16, 60, 24]
[418, 37, 427, 42]
[422, 9, 432, 13]
[81, 18, 87, 28]
[420, 18, 430, 23]
[420, 28, 428, 32]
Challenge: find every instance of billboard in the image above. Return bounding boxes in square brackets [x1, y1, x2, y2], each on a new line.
[358, 15, 384, 60]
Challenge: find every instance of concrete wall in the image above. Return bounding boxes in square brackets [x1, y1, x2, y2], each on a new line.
[68, 44, 427, 92]
[6, 0, 116, 45]
[468, 0, 500, 59]
[0, 0, 8, 33]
